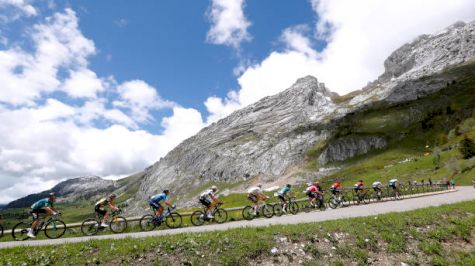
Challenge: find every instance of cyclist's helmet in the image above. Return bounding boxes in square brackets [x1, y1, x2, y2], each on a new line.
[359, 179, 363, 182]
[286, 184, 291, 188]
[211, 185, 218, 192]
[48, 192, 56, 201]
[313, 181, 320, 186]
[257, 183, 262, 188]
[109, 193, 117, 199]
[163, 189, 170, 194]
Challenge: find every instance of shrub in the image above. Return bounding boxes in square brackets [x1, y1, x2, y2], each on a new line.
[459, 136, 475, 159]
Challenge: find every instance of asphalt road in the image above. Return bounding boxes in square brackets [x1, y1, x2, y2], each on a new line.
[1, 186, 474, 249]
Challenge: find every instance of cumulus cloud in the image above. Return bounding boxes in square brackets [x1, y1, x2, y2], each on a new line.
[0, 0, 37, 22]
[205, 0, 475, 122]
[206, 0, 251, 49]
[0, 9, 205, 204]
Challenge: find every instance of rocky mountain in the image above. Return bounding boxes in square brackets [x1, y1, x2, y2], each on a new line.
[126, 21, 474, 212]
[5, 176, 117, 209]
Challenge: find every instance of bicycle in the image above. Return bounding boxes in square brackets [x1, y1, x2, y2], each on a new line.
[273, 196, 299, 216]
[80, 209, 127, 236]
[190, 202, 228, 226]
[242, 201, 274, 220]
[371, 187, 384, 202]
[12, 213, 66, 241]
[300, 194, 326, 212]
[352, 188, 370, 205]
[328, 190, 350, 209]
[388, 186, 403, 200]
[139, 206, 182, 231]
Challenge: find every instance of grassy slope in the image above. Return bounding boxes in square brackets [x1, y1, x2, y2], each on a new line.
[1, 200, 474, 265]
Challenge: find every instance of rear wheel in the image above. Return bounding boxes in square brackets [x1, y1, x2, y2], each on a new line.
[110, 216, 127, 233]
[328, 198, 338, 209]
[273, 204, 284, 216]
[288, 202, 299, 214]
[81, 218, 99, 236]
[190, 211, 205, 226]
[12, 221, 31, 241]
[341, 196, 350, 207]
[214, 209, 228, 224]
[139, 215, 157, 231]
[166, 213, 183, 229]
[44, 220, 66, 239]
[242, 206, 255, 220]
[362, 193, 371, 204]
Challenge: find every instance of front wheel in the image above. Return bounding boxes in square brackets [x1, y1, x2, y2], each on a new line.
[81, 218, 99, 236]
[242, 206, 255, 221]
[12, 221, 31, 241]
[110, 216, 127, 233]
[166, 212, 183, 229]
[273, 204, 284, 216]
[262, 205, 274, 218]
[341, 196, 351, 207]
[328, 198, 338, 209]
[190, 211, 205, 226]
[214, 209, 228, 224]
[139, 215, 156, 231]
[288, 202, 299, 214]
[44, 220, 66, 239]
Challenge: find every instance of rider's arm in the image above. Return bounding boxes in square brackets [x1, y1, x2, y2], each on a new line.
[164, 200, 172, 206]
[108, 201, 118, 211]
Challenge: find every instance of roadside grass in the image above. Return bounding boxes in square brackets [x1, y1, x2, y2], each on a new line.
[1, 199, 474, 265]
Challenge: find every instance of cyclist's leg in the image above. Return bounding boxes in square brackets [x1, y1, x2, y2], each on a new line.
[95, 206, 107, 224]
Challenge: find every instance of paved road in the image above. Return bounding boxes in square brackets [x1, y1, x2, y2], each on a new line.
[1, 186, 474, 249]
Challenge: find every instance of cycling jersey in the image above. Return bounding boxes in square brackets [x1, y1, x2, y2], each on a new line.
[95, 198, 110, 208]
[278, 186, 290, 196]
[331, 183, 341, 190]
[306, 186, 317, 193]
[389, 179, 398, 187]
[247, 187, 262, 195]
[31, 198, 53, 210]
[150, 193, 168, 203]
[200, 189, 214, 199]
[372, 181, 382, 188]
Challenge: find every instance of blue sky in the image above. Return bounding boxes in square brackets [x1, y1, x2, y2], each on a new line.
[0, 0, 474, 203]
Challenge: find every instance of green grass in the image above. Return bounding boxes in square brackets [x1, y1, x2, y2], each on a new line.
[1, 200, 474, 265]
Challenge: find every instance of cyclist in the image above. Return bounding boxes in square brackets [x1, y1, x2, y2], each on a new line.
[372, 180, 382, 198]
[95, 193, 119, 228]
[199, 185, 220, 219]
[149, 190, 172, 220]
[28, 193, 59, 238]
[354, 179, 364, 195]
[277, 184, 292, 212]
[330, 179, 342, 200]
[247, 184, 269, 215]
[388, 178, 398, 190]
[305, 182, 317, 207]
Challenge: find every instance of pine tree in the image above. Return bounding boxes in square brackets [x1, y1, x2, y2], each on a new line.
[459, 136, 475, 159]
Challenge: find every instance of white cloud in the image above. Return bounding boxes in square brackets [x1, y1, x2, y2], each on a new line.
[206, 0, 475, 121]
[206, 0, 251, 49]
[115, 80, 175, 124]
[62, 68, 105, 98]
[0, 0, 37, 22]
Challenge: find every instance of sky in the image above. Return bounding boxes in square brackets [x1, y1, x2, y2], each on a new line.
[0, 0, 474, 204]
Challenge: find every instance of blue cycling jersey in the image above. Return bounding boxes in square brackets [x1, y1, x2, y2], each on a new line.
[150, 193, 167, 203]
[278, 186, 290, 195]
[31, 198, 53, 210]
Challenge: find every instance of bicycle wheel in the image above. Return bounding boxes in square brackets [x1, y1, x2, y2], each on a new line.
[81, 218, 100, 236]
[139, 215, 156, 231]
[12, 221, 31, 241]
[166, 212, 183, 229]
[190, 210, 206, 226]
[341, 196, 351, 207]
[214, 208, 228, 224]
[110, 216, 127, 233]
[44, 220, 66, 239]
[328, 198, 338, 209]
[273, 204, 284, 216]
[362, 193, 371, 204]
[262, 205, 274, 218]
[288, 202, 299, 214]
[242, 206, 255, 220]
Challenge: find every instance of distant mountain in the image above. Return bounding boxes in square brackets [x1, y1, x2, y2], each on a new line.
[126, 21, 475, 213]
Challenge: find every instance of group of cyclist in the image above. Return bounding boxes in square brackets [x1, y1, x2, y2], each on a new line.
[26, 178, 403, 238]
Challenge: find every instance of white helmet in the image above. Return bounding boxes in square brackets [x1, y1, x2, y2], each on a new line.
[257, 183, 262, 188]
[211, 185, 218, 192]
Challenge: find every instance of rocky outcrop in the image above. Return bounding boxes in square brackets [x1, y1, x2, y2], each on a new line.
[318, 136, 387, 165]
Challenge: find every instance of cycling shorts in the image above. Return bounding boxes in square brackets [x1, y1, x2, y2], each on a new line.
[306, 191, 316, 198]
[278, 194, 287, 202]
[94, 205, 107, 217]
[247, 193, 258, 203]
[30, 209, 47, 221]
[199, 197, 211, 207]
[149, 200, 163, 210]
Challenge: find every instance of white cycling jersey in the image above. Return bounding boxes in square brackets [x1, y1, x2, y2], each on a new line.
[247, 186, 262, 195]
[389, 179, 398, 186]
[372, 181, 382, 188]
[200, 189, 214, 199]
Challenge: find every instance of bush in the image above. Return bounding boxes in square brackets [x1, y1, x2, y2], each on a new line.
[459, 136, 475, 159]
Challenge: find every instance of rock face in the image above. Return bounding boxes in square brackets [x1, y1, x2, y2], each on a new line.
[5, 176, 117, 209]
[130, 21, 475, 209]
